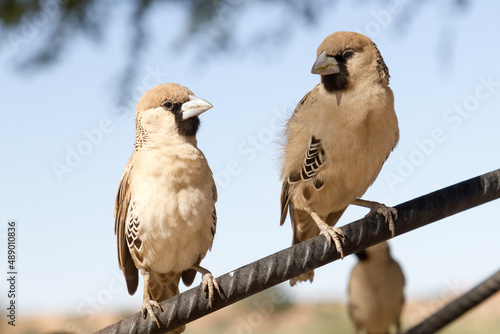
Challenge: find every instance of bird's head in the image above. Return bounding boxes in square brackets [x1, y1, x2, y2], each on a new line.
[134, 83, 212, 147]
[358, 241, 392, 263]
[311, 31, 390, 92]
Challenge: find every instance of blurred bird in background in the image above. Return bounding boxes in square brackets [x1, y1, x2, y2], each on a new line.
[114, 83, 220, 329]
[280, 31, 399, 286]
[348, 241, 405, 334]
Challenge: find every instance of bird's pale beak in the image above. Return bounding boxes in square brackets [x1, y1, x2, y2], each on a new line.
[311, 50, 340, 75]
[181, 95, 213, 120]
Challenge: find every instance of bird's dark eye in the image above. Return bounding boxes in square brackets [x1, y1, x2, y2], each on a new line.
[342, 49, 354, 60]
[162, 100, 174, 110]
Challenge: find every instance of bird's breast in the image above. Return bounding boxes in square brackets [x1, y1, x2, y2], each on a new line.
[128, 147, 216, 273]
[285, 87, 398, 216]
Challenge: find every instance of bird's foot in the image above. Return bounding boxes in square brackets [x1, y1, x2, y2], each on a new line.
[201, 272, 221, 307]
[193, 265, 221, 307]
[318, 221, 346, 259]
[141, 269, 162, 328]
[141, 296, 162, 328]
[353, 199, 398, 237]
[304, 207, 345, 259]
[367, 204, 397, 238]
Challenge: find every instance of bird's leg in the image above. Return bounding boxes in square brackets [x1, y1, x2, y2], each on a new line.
[353, 198, 398, 237]
[304, 207, 346, 259]
[141, 269, 162, 328]
[192, 265, 221, 307]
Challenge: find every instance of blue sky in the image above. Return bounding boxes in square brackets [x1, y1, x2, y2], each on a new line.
[1, 0, 499, 323]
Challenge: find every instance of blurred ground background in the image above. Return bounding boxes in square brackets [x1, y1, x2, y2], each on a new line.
[4, 288, 500, 333]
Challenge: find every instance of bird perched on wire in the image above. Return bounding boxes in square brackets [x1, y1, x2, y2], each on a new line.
[114, 83, 220, 329]
[348, 241, 405, 334]
[280, 31, 399, 286]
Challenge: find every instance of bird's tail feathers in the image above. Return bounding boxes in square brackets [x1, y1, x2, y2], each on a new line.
[181, 257, 202, 287]
[290, 271, 314, 286]
[149, 272, 185, 333]
[289, 208, 317, 287]
[150, 271, 181, 302]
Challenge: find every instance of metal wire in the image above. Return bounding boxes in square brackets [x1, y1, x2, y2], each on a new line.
[95, 168, 500, 334]
[404, 269, 500, 334]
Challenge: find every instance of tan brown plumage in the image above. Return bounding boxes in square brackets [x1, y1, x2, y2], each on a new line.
[114, 83, 219, 329]
[348, 242, 405, 334]
[280, 31, 399, 286]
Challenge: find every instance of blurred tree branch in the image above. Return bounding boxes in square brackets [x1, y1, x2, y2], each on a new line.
[0, 0, 469, 94]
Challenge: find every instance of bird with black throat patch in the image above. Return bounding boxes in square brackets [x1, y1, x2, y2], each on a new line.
[280, 31, 399, 286]
[114, 83, 220, 330]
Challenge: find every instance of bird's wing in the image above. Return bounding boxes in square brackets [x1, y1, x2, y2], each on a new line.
[288, 135, 325, 186]
[211, 181, 217, 237]
[279, 179, 291, 226]
[288, 86, 325, 185]
[114, 157, 139, 295]
[280, 86, 324, 226]
[291, 86, 317, 117]
[181, 257, 200, 287]
[394, 260, 406, 309]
